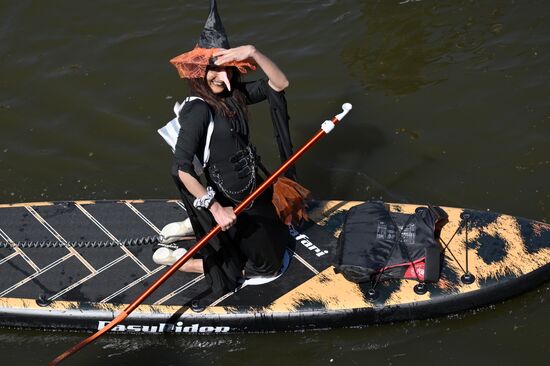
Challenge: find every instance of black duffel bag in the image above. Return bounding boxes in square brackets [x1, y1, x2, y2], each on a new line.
[333, 201, 447, 283]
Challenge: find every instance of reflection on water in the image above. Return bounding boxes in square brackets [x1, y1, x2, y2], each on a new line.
[342, 0, 509, 95]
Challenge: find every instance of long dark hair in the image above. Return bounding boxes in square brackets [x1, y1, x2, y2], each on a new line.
[186, 66, 248, 119]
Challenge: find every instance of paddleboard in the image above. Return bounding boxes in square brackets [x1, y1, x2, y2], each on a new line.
[0, 199, 548, 333]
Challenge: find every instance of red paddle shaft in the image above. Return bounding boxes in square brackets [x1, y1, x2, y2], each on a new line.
[49, 103, 352, 366]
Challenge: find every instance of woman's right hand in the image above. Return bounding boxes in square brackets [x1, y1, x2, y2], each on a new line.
[177, 171, 237, 231]
[209, 201, 237, 231]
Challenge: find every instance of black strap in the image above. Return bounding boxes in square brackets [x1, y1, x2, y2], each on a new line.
[370, 212, 417, 290]
[387, 211, 423, 282]
[233, 131, 272, 180]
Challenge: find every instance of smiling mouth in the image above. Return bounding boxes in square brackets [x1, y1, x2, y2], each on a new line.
[208, 69, 231, 92]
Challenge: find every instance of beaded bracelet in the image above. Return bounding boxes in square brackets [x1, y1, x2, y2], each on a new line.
[193, 186, 216, 209]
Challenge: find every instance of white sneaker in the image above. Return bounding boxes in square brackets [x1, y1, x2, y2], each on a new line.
[159, 219, 194, 244]
[172, 248, 188, 262]
[152, 247, 188, 266]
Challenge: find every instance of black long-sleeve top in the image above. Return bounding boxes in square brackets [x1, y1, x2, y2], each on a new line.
[174, 78, 277, 181]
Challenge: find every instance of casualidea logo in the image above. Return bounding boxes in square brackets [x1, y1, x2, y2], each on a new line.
[97, 321, 230, 333]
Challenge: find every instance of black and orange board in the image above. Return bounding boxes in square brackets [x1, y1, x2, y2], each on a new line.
[0, 199, 549, 334]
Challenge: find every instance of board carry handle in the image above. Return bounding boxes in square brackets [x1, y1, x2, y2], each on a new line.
[49, 103, 352, 366]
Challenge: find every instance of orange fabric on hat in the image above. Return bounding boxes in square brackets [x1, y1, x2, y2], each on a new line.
[170, 46, 256, 79]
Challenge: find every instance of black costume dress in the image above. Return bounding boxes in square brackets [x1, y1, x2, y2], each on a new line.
[171, 78, 294, 296]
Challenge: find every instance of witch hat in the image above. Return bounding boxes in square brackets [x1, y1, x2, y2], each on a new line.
[199, 0, 230, 49]
[170, 0, 255, 79]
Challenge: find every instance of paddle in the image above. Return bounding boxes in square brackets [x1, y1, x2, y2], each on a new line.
[49, 103, 352, 365]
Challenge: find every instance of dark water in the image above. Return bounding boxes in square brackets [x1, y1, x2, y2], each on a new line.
[1, 0, 549, 364]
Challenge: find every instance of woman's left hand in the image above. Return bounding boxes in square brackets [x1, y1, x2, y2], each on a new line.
[214, 45, 256, 65]
[215, 45, 289, 92]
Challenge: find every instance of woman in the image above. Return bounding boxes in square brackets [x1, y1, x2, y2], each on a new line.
[165, 1, 301, 297]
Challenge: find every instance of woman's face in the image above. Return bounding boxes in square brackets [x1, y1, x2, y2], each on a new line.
[206, 66, 232, 94]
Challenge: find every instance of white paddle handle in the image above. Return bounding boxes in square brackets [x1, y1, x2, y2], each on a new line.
[321, 103, 353, 133]
[336, 103, 353, 121]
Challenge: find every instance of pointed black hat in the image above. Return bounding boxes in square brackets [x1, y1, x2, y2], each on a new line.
[198, 0, 230, 49]
[170, 0, 255, 78]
